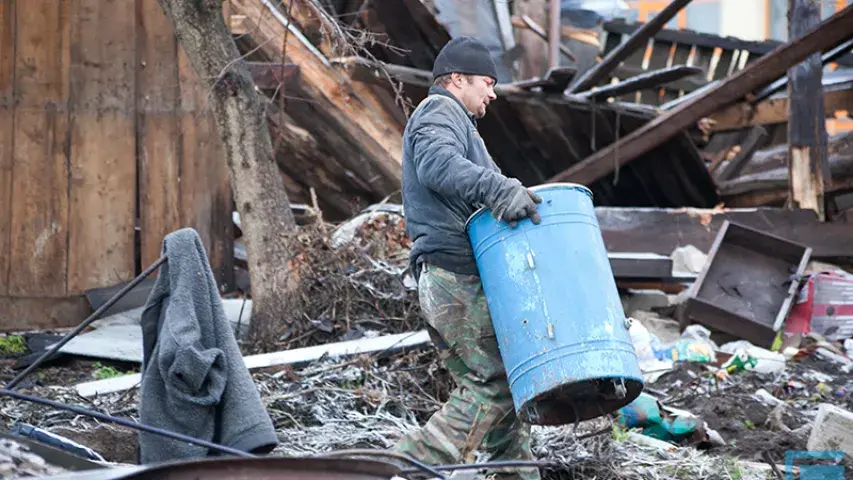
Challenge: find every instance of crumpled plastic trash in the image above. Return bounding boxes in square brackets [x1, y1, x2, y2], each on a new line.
[628, 319, 717, 382]
[720, 340, 786, 374]
[615, 393, 723, 446]
[628, 319, 673, 383]
[656, 338, 716, 363]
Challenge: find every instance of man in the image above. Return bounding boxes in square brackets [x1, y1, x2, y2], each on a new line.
[393, 36, 542, 480]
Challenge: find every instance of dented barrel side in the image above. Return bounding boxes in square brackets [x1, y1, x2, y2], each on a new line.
[466, 183, 643, 426]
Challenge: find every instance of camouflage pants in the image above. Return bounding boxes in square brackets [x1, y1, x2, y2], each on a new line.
[394, 263, 540, 480]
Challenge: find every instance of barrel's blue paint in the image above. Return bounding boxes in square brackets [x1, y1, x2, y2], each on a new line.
[466, 183, 644, 426]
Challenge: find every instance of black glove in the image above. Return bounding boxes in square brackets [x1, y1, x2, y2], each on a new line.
[490, 183, 543, 227]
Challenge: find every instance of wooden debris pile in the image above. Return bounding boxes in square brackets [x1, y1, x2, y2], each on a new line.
[282, 209, 421, 350]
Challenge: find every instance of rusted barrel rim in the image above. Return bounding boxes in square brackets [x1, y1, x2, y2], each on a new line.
[464, 182, 593, 233]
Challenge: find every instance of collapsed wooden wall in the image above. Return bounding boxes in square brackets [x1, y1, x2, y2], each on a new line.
[0, 0, 233, 331]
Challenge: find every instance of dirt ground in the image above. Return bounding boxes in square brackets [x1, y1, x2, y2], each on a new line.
[650, 353, 853, 465]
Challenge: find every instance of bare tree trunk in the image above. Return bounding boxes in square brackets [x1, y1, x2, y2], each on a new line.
[157, 0, 300, 349]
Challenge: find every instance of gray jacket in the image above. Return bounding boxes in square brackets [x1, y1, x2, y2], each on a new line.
[138, 228, 277, 464]
[402, 86, 519, 277]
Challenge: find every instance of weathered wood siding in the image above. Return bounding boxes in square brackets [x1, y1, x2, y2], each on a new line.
[0, 0, 233, 331]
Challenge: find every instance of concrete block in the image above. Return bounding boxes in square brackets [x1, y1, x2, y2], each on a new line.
[807, 403, 853, 457]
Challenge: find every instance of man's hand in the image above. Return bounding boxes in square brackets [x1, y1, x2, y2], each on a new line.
[490, 183, 543, 227]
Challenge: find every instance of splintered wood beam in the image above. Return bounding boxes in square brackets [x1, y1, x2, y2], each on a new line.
[788, 0, 830, 221]
[708, 87, 853, 131]
[566, 0, 694, 93]
[547, 4, 853, 186]
[245, 62, 300, 89]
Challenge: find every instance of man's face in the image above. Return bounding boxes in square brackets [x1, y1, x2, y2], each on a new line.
[455, 74, 497, 119]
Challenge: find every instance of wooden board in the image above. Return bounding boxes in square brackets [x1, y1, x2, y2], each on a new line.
[0, 0, 14, 295]
[176, 47, 234, 288]
[67, 0, 136, 294]
[0, 295, 92, 332]
[596, 207, 853, 261]
[9, 0, 71, 297]
[137, 0, 181, 268]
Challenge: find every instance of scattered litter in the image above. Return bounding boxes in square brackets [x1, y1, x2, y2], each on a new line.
[786, 269, 853, 340]
[753, 389, 785, 407]
[615, 393, 712, 445]
[719, 340, 786, 374]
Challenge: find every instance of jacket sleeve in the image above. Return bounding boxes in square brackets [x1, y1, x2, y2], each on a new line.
[409, 99, 519, 208]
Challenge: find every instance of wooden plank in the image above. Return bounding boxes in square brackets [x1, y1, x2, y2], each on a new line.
[0, 0, 14, 295]
[595, 206, 853, 261]
[708, 87, 853, 131]
[578, 66, 703, 101]
[176, 47, 234, 289]
[137, 0, 181, 270]
[9, 0, 71, 297]
[282, 3, 407, 129]
[0, 295, 91, 332]
[67, 0, 136, 294]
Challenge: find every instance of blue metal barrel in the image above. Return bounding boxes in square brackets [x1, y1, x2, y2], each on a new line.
[466, 183, 643, 426]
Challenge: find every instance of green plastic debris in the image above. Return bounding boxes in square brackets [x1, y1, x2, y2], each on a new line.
[615, 393, 700, 443]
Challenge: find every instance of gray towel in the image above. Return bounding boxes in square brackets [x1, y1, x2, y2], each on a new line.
[138, 228, 277, 464]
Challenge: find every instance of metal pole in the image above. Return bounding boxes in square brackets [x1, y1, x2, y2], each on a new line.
[549, 0, 561, 69]
[5, 255, 168, 390]
[0, 389, 254, 458]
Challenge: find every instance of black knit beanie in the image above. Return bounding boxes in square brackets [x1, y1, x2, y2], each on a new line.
[432, 36, 498, 82]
